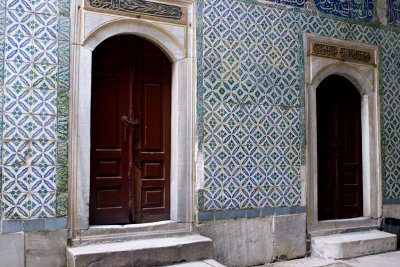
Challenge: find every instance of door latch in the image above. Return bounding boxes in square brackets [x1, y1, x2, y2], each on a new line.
[121, 115, 140, 142]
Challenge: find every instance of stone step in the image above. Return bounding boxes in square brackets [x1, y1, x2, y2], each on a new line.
[163, 259, 226, 267]
[74, 221, 191, 246]
[67, 234, 213, 267]
[311, 230, 397, 260]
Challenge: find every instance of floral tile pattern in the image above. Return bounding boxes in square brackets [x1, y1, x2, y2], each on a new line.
[198, 0, 400, 213]
[0, 0, 70, 220]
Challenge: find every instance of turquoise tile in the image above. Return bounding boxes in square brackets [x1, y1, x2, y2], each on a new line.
[58, 16, 70, 41]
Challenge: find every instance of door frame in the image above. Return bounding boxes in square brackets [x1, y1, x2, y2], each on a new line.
[69, 9, 195, 236]
[304, 34, 381, 233]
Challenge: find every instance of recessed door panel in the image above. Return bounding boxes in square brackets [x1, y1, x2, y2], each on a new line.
[142, 83, 163, 151]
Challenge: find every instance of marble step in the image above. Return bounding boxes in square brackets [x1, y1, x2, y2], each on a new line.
[67, 234, 213, 267]
[74, 221, 191, 246]
[163, 259, 226, 267]
[311, 230, 397, 260]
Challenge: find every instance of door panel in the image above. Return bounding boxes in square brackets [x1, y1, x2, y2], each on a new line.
[90, 35, 171, 225]
[340, 84, 363, 218]
[143, 83, 163, 151]
[317, 86, 337, 220]
[97, 160, 120, 176]
[134, 38, 171, 223]
[90, 74, 130, 224]
[317, 75, 363, 221]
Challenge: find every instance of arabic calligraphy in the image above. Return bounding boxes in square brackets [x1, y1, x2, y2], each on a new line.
[314, 0, 373, 21]
[312, 42, 374, 65]
[88, 0, 183, 20]
[276, 0, 306, 8]
[388, 0, 400, 26]
[340, 48, 371, 63]
[313, 43, 338, 57]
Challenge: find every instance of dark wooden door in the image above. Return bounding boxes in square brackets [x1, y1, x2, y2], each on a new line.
[90, 35, 171, 225]
[317, 75, 363, 221]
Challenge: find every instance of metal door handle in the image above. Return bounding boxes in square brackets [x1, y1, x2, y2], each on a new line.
[121, 115, 140, 142]
[121, 115, 140, 126]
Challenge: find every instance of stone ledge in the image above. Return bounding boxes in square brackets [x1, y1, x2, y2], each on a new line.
[1, 217, 68, 233]
[197, 206, 306, 223]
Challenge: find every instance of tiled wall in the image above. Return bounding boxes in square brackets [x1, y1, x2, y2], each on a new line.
[0, 0, 69, 222]
[197, 0, 400, 217]
[0, 0, 399, 225]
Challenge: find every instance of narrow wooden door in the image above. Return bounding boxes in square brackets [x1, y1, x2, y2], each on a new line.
[317, 75, 363, 221]
[133, 38, 171, 223]
[90, 35, 171, 225]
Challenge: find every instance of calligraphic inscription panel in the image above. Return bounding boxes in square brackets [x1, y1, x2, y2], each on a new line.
[275, 0, 306, 8]
[388, 0, 400, 26]
[315, 0, 373, 21]
[312, 42, 374, 65]
[88, 0, 184, 20]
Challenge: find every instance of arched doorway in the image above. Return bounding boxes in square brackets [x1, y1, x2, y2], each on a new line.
[316, 75, 363, 220]
[89, 35, 172, 225]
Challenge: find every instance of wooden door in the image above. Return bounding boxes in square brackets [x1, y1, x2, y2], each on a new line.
[317, 75, 363, 221]
[133, 38, 171, 223]
[90, 35, 171, 225]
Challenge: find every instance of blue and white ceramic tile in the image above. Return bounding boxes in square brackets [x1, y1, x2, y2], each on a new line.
[33, 0, 59, 16]
[32, 13, 58, 40]
[31, 89, 57, 115]
[5, 9, 34, 38]
[0, 0, 70, 219]
[2, 140, 30, 166]
[2, 113, 31, 140]
[6, 0, 34, 12]
[4, 61, 33, 88]
[30, 140, 57, 166]
[2, 166, 29, 193]
[3, 87, 30, 115]
[30, 191, 56, 218]
[32, 64, 58, 90]
[32, 39, 58, 65]
[30, 166, 57, 192]
[30, 115, 57, 140]
[2, 192, 30, 219]
[4, 35, 33, 63]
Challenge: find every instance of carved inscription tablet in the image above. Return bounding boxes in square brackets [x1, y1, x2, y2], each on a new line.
[88, 0, 184, 20]
[311, 42, 374, 65]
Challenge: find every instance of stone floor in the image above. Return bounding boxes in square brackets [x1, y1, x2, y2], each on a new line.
[165, 251, 400, 266]
[263, 251, 400, 267]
